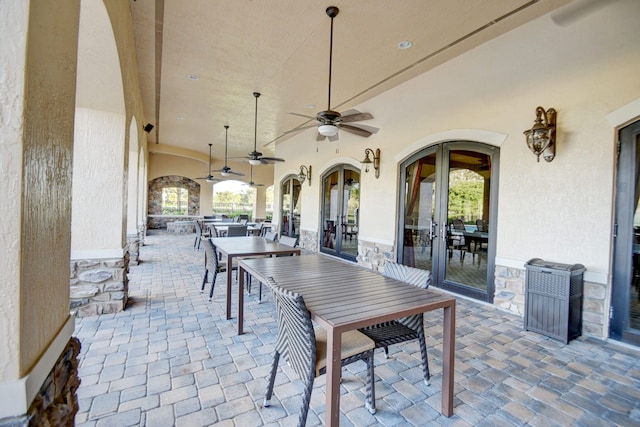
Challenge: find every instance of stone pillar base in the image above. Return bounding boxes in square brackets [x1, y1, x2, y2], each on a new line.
[70, 252, 129, 316]
[0, 338, 81, 427]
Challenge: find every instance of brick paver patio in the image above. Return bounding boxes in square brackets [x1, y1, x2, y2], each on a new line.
[74, 232, 640, 426]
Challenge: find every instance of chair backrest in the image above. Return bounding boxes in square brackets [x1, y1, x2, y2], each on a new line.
[476, 219, 487, 232]
[194, 220, 203, 237]
[239, 219, 248, 225]
[264, 231, 277, 241]
[203, 238, 220, 271]
[227, 225, 248, 237]
[383, 261, 431, 330]
[278, 235, 298, 247]
[452, 218, 466, 232]
[208, 224, 219, 238]
[266, 277, 316, 382]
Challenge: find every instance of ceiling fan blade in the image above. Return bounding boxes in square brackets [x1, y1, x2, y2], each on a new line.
[288, 112, 316, 120]
[342, 122, 379, 135]
[226, 170, 245, 176]
[340, 111, 374, 123]
[263, 124, 318, 147]
[339, 123, 374, 138]
[259, 157, 285, 164]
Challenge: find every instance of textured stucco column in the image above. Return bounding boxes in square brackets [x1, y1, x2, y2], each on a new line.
[0, 0, 80, 422]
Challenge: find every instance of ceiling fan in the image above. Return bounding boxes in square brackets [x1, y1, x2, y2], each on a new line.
[245, 92, 285, 165]
[196, 143, 221, 183]
[289, 6, 379, 142]
[244, 165, 264, 187]
[212, 125, 244, 177]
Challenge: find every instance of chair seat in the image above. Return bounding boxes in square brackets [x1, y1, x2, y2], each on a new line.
[315, 327, 374, 376]
[359, 321, 418, 348]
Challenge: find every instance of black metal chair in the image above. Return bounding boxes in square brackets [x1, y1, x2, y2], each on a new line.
[359, 261, 432, 385]
[264, 278, 376, 427]
[201, 238, 236, 301]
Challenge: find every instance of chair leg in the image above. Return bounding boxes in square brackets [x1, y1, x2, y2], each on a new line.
[383, 346, 390, 359]
[364, 351, 376, 414]
[258, 282, 262, 303]
[208, 270, 218, 301]
[298, 369, 315, 427]
[263, 351, 280, 407]
[417, 330, 431, 386]
[201, 269, 208, 293]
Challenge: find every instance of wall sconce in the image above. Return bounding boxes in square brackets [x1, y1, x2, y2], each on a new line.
[298, 165, 312, 186]
[524, 106, 556, 162]
[361, 148, 381, 178]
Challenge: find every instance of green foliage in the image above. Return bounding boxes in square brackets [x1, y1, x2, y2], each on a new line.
[447, 170, 484, 223]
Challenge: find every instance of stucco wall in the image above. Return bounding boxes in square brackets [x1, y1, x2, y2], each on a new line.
[273, 3, 640, 338]
[0, 0, 80, 384]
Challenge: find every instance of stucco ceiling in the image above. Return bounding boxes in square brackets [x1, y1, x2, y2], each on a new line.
[130, 0, 576, 168]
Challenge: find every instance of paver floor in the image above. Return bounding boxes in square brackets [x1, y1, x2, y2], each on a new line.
[74, 232, 640, 426]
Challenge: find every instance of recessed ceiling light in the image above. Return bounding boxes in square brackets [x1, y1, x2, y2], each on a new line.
[305, 104, 315, 109]
[177, 115, 185, 120]
[187, 74, 199, 80]
[398, 40, 413, 49]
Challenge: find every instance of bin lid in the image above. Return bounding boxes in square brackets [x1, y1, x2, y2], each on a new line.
[525, 258, 585, 272]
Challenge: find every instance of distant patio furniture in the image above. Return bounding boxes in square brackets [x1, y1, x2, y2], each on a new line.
[226, 225, 248, 237]
[263, 278, 376, 427]
[201, 239, 236, 301]
[278, 235, 297, 248]
[193, 220, 210, 250]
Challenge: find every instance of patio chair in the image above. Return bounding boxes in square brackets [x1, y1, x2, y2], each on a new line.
[264, 278, 376, 426]
[193, 220, 210, 250]
[226, 225, 248, 237]
[263, 230, 277, 241]
[359, 261, 432, 385]
[201, 238, 236, 301]
[277, 235, 297, 247]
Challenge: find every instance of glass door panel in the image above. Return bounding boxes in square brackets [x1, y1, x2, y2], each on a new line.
[400, 151, 437, 272]
[280, 176, 302, 237]
[321, 166, 360, 261]
[443, 150, 491, 290]
[399, 142, 497, 302]
[611, 120, 640, 345]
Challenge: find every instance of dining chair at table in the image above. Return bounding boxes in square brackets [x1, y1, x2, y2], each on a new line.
[277, 235, 297, 248]
[226, 225, 248, 237]
[263, 278, 377, 427]
[201, 238, 237, 301]
[263, 230, 277, 241]
[359, 261, 433, 385]
[193, 220, 210, 250]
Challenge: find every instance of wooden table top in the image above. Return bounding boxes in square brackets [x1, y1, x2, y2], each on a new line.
[239, 254, 454, 331]
[210, 236, 299, 257]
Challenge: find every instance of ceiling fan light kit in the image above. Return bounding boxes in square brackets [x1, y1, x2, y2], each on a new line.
[318, 124, 339, 137]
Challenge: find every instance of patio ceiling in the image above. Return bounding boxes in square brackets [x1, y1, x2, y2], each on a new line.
[130, 0, 575, 167]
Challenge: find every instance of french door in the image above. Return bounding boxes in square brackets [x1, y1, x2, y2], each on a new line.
[320, 165, 360, 261]
[611, 120, 640, 345]
[398, 142, 499, 301]
[280, 175, 302, 237]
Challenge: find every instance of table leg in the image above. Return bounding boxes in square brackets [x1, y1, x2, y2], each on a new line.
[238, 266, 245, 335]
[442, 301, 456, 417]
[226, 255, 233, 320]
[325, 329, 342, 427]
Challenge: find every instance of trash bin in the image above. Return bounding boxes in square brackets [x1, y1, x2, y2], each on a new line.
[524, 258, 585, 344]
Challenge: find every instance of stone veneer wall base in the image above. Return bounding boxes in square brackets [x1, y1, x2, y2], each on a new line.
[70, 253, 129, 316]
[0, 338, 81, 427]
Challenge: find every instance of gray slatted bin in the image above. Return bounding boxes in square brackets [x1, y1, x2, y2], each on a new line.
[524, 258, 585, 344]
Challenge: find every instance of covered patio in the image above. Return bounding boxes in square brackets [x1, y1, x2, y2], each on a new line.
[74, 232, 640, 426]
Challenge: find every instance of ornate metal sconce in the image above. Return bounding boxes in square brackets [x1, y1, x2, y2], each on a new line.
[298, 165, 312, 186]
[524, 106, 556, 162]
[361, 148, 381, 178]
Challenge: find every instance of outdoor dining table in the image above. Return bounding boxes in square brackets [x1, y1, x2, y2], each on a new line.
[238, 254, 456, 426]
[209, 236, 301, 324]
